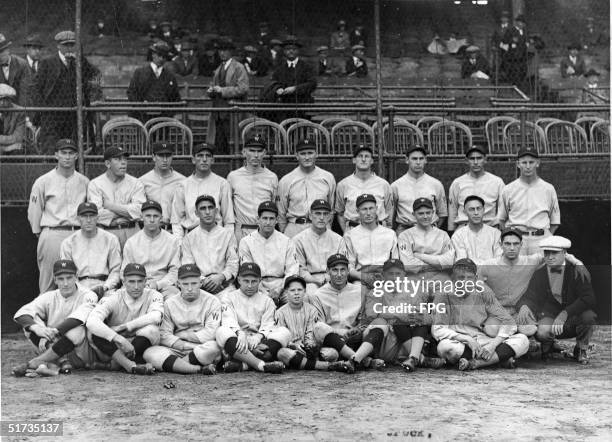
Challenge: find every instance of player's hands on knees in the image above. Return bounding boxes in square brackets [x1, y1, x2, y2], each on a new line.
[30, 325, 59, 341]
[247, 333, 263, 350]
[113, 335, 135, 358]
[38, 338, 49, 353]
[517, 305, 535, 324]
[236, 331, 249, 354]
[552, 311, 568, 336]
[480, 342, 497, 361]
[465, 338, 482, 359]
[288, 342, 307, 356]
[207, 274, 225, 290]
[111, 324, 127, 334]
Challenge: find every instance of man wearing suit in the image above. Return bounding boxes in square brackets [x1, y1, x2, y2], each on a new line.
[0, 34, 30, 107]
[31, 31, 99, 154]
[206, 39, 249, 153]
[345, 45, 368, 78]
[23, 35, 43, 78]
[560, 44, 586, 78]
[0, 84, 25, 154]
[127, 41, 181, 123]
[169, 41, 198, 78]
[500, 15, 528, 86]
[461, 46, 491, 80]
[517, 236, 597, 364]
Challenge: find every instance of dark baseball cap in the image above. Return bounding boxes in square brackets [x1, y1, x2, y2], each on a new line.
[327, 253, 349, 268]
[452, 258, 478, 275]
[141, 200, 162, 213]
[53, 259, 77, 276]
[77, 202, 98, 216]
[382, 259, 405, 272]
[124, 263, 147, 278]
[500, 227, 523, 241]
[465, 145, 487, 156]
[413, 197, 433, 211]
[178, 263, 202, 279]
[257, 201, 278, 216]
[353, 144, 373, 157]
[239, 262, 261, 278]
[517, 146, 539, 159]
[55, 138, 78, 152]
[104, 146, 130, 160]
[284, 274, 306, 289]
[406, 144, 427, 156]
[193, 143, 215, 155]
[244, 136, 266, 150]
[195, 194, 216, 208]
[356, 194, 376, 208]
[152, 142, 174, 155]
[295, 138, 317, 152]
[310, 199, 331, 211]
[464, 195, 485, 207]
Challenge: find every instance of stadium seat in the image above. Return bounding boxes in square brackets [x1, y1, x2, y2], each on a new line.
[102, 117, 149, 155]
[427, 120, 473, 157]
[241, 120, 288, 155]
[381, 121, 424, 155]
[544, 121, 589, 155]
[318, 116, 353, 132]
[143, 117, 182, 131]
[148, 121, 193, 156]
[485, 116, 518, 156]
[416, 116, 445, 151]
[535, 117, 563, 130]
[503, 121, 547, 155]
[590, 120, 610, 153]
[279, 118, 312, 131]
[286, 121, 330, 155]
[575, 116, 607, 142]
[330, 120, 375, 156]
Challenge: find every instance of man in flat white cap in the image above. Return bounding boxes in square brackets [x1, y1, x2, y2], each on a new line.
[517, 236, 597, 364]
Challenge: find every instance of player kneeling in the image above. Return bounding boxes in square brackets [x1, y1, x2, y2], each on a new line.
[13, 260, 98, 377]
[275, 275, 354, 373]
[143, 264, 222, 375]
[432, 258, 529, 370]
[86, 263, 163, 375]
[215, 262, 290, 374]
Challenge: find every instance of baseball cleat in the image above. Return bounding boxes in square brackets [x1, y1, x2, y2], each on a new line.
[262, 361, 284, 374]
[328, 360, 355, 374]
[368, 358, 386, 370]
[401, 356, 419, 372]
[59, 360, 73, 374]
[528, 338, 541, 353]
[499, 357, 517, 369]
[200, 364, 217, 375]
[131, 363, 156, 375]
[421, 356, 446, 369]
[458, 358, 476, 371]
[12, 363, 31, 377]
[222, 360, 244, 373]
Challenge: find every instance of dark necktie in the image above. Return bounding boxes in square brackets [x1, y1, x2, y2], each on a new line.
[550, 267, 563, 274]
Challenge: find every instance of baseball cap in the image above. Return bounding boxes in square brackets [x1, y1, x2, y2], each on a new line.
[53, 259, 77, 276]
[382, 259, 405, 272]
[77, 202, 98, 216]
[464, 195, 485, 207]
[123, 263, 147, 278]
[244, 136, 266, 150]
[517, 146, 539, 159]
[539, 236, 571, 251]
[465, 145, 487, 156]
[327, 253, 349, 268]
[356, 194, 376, 208]
[55, 138, 78, 152]
[452, 258, 477, 275]
[104, 146, 130, 160]
[500, 227, 523, 241]
[353, 144, 373, 157]
[141, 200, 162, 213]
[295, 138, 316, 152]
[178, 263, 202, 279]
[152, 142, 174, 155]
[406, 144, 427, 156]
[284, 275, 306, 290]
[54, 30, 76, 45]
[257, 201, 278, 216]
[412, 197, 433, 211]
[310, 199, 331, 211]
[195, 194, 216, 208]
[239, 262, 261, 278]
[193, 143, 215, 155]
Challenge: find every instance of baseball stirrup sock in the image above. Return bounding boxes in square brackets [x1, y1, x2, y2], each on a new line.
[288, 353, 305, 369]
[224, 337, 238, 357]
[51, 336, 75, 356]
[322, 333, 346, 351]
[393, 324, 413, 343]
[188, 351, 200, 365]
[363, 328, 384, 348]
[304, 358, 317, 370]
[92, 335, 118, 356]
[162, 355, 179, 372]
[495, 343, 516, 362]
[262, 339, 282, 360]
[461, 347, 473, 360]
[132, 337, 152, 363]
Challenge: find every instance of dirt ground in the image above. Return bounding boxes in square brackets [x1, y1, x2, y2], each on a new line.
[1, 328, 611, 442]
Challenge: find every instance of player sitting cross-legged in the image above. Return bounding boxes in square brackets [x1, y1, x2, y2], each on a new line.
[143, 264, 222, 375]
[215, 262, 290, 374]
[12, 259, 98, 377]
[86, 263, 163, 375]
[275, 275, 354, 373]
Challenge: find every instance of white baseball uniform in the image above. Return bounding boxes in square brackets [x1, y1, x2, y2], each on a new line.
[397, 226, 455, 274]
[335, 173, 393, 227]
[275, 302, 320, 345]
[447, 172, 505, 229]
[139, 168, 186, 223]
[340, 225, 399, 272]
[292, 227, 342, 295]
[451, 224, 502, 265]
[390, 172, 447, 229]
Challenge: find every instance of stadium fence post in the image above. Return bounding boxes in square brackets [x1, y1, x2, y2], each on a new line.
[75, 0, 85, 173]
[374, 0, 385, 178]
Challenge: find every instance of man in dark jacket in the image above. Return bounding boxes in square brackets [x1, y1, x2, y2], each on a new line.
[0, 33, 30, 106]
[517, 236, 597, 364]
[461, 46, 491, 80]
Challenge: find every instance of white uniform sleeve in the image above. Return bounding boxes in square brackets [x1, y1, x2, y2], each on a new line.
[106, 235, 122, 289]
[223, 235, 239, 281]
[27, 177, 45, 234]
[171, 181, 187, 239]
[194, 298, 222, 343]
[86, 296, 120, 342]
[124, 291, 164, 332]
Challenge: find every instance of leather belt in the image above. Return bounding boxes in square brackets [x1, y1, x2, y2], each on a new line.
[47, 225, 80, 231]
[79, 274, 108, 281]
[104, 221, 138, 230]
[293, 217, 311, 225]
[348, 220, 360, 227]
[240, 224, 258, 229]
[518, 229, 546, 236]
[396, 222, 415, 230]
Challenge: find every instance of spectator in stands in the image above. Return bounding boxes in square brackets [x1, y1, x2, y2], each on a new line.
[582, 17, 607, 52]
[206, 39, 249, 153]
[23, 35, 43, 76]
[330, 20, 350, 57]
[491, 10, 511, 56]
[500, 15, 528, 86]
[345, 45, 368, 78]
[145, 19, 159, 39]
[198, 41, 221, 77]
[127, 41, 181, 122]
[350, 24, 367, 47]
[32, 31, 99, 154]
[317, 46, 332, 76]
[461, 46, 490, 80]
[0, 34, 29, 107]
[257, 22, 272, 48]
[159, 21, 174, 45]
[169, 42, 198, 78]
[560, 43, 586, 78]
[170, 36, 182, 60]
[93, 19, 106, 39]
[0, 84, 25, 154]
[582, 69, 608, 105]
[243, 45, 268, 77]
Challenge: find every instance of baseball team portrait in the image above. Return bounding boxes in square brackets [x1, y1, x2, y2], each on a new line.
[0, 0, 611, 440]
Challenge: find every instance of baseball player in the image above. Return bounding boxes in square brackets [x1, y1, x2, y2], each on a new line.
[122, 200, 181, 300]
[390, 144, 447, 234]
[277, 138, 336, 238]
[309, 253, 386, 370]
[397, 198, 454, 277]
[451, 195, 502, 264]
[28, 138, 89, 293]
[59, 202, 122, 298]
[275, 275, 354, 372]
[238, 201, 299, 305]
[87, 146, 146, 249]
[139, 142, 186, 227]
[181, 195, 239, 296]
[447, 145, 504, 232]
[339, 194, 399, 287]
[12, 259, 98, 377]
[171, 143, 234, 239]
[143, 264, 222, 374]
[335, 144, 393, 233]
[86, 263, 163, 375]
[433, 258, 529, 370]
[292, 199, 342, 295]
[227, 136, 278, 242]
[215, 262, 289, 373]
[498, 146, 560, 255]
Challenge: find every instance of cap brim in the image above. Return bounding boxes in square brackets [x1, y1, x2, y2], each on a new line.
[78, 210, 98, 216]
[413, 204, 433, 211]
[154, 149, 174, 155]
[54, 269, 76, 276]
[239, 271, 260, 278]
[179, 272, 201, 279]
